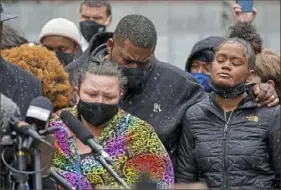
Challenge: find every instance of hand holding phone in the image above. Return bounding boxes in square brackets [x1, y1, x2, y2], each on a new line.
[237, 0, 254, 12]
[233, 0, 257, 23]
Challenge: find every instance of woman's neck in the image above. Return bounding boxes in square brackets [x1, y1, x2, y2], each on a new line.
[215, 92, 248, 112]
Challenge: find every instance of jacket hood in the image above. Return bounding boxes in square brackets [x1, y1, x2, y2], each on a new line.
[185, 36, 225, 72]
[87, 32, 113, 57]
[65, 32, 112, 74]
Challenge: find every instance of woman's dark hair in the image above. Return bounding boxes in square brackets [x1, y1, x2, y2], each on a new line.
[228, 22, 262, 55]
[1, 24, 28, 49]
[215, 37, 256, 69]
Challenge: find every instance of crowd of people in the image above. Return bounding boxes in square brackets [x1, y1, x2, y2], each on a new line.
[0, 0, 280, 189]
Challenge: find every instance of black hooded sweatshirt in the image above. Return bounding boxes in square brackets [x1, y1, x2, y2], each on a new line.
[185, 36, 225, 72]
[65, 32, 205, 161]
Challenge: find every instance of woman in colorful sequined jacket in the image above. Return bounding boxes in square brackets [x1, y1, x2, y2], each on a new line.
[49, 58, 174, 189]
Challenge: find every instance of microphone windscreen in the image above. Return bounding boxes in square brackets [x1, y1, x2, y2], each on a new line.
[0, 93, 21, 135]
[60, 111, 93, 144]
[135, 172, 157, 190]
[26, 96, 53, 123]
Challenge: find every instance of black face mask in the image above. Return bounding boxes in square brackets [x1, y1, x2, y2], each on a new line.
[55, 51, 74, 66]
[77, 99, 118, 127]
[80, 20, 106, 42]
[206, 76, 247, 98]
[120, 67, 151, 89]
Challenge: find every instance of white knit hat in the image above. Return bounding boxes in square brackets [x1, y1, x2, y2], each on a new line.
[39, 18, 81, 47]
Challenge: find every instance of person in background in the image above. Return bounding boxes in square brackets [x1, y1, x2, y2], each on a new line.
[249, 49, 280, 101]
[1, 44, 71, 111]
[39, 18, 82, 66]
[0, 3, 42, 117]
[185, 36, 225, 92]
[185, 22, 263, 93]
[0, 4, 42, 189]
[176, 38, 280, 189]
[1, 24, 28, 49]
[79, 0, 112, 51]
[185, 2, 259, 93]
[50, 58, 174, 189]
[66, 14, 279, 167]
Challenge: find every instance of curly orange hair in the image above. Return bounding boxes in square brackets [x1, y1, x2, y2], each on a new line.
[1, 44, 71, 111]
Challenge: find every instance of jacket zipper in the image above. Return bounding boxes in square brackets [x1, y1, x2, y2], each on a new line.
[223, 111, 234, 189]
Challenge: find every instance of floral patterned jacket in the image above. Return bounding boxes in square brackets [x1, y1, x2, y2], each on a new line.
[50, 106, 174, 189]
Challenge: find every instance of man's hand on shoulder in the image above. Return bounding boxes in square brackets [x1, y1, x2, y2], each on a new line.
[252, 83, 279, 107]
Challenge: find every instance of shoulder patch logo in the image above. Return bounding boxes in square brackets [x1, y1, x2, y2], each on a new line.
[153, 103, 162, 113]
[246, 115, 259, 122]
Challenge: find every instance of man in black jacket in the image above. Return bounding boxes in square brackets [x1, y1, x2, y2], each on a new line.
[65, 14, 278, 165]
[0, 3, 42, 116]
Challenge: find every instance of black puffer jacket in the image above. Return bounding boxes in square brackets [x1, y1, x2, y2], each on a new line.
[185, 36, 225, 72]
[176, 92, 280, 189]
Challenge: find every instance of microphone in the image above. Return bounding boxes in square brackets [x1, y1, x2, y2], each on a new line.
[38, 126, 73, 139]
[25, 96, 53, 130]
[60, 111, 113, 164]
[24, 96, 53, 148]
[0, 93, 22, 136]
[23, 97, 53, 189]
[135, 172, 158, 190]
[0, 94, 41, 141]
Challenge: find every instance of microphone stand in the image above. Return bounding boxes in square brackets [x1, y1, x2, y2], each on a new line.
[31, 149, 42, 189]
[14, 136, 28, 190]
[93, 153, 130, 189]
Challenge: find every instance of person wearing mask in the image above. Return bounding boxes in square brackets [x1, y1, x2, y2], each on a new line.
[1, 44, 72, 111]
[0, 3, 42, 117]
[39, 18, 82, 66]
[65, 14, 279, 166]
[176, 38, 280, 189]
[185, 36, 225, 92]
[185, 21, 263, 93]
[185, 2, 259, 92]
[50, 58, 174, 189]
[79, 0, 112, 51]
[249, 49, 280, 101]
